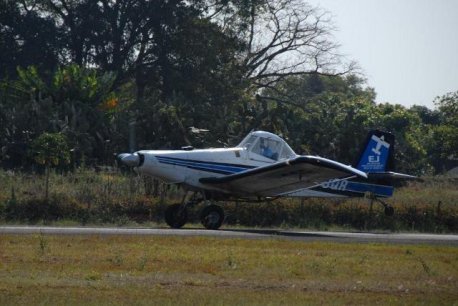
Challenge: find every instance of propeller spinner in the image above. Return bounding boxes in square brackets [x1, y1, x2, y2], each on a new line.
[117, 153, 144, 167]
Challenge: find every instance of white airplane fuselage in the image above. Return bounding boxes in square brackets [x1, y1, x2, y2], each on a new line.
[117, 130, 406, 229]
[135, 147, 279, 192]
[118, 130, 402, 200]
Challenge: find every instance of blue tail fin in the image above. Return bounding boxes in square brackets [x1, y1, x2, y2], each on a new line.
[355, 130, 395, 173]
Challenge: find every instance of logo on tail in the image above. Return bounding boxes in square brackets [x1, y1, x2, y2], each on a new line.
[356, 131, 394, 172]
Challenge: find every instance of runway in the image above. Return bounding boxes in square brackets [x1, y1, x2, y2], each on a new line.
[1, 226, 457, 245]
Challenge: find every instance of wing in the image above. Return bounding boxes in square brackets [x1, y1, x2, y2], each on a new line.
[199, 156, 367, 197]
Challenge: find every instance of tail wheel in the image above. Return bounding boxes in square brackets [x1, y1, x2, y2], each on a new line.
[384, 205, 395, 217]
[200, 204, 224, 230]
[165, 204, 188, 228]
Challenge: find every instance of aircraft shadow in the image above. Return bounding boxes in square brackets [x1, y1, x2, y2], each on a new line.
[219, 228, 338, 239]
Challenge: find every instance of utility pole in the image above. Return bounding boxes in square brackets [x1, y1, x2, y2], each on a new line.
[128, 114, 136, 153]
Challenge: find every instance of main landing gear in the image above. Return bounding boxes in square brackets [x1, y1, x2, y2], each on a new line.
[164, 204, 188, 229]
[200, 204, 225, 230]
[164, 193, 225, 230]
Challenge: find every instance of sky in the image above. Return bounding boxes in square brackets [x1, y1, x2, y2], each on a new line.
[307, 0, 458, 108]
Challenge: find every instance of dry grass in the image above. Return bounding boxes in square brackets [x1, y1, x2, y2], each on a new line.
[1, 169, 456, 208]
[1, 169, 457, 231]
[0, 234, 457, 305]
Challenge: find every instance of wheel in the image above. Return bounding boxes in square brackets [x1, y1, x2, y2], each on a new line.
[165, 204, 188, 228]
[384, 205, 395, 217]
[200, 204, 224, 230]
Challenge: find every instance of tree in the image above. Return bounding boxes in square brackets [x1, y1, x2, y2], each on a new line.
[254, 73, 436, 174]
[29, 132, 70, 200]
[255, 74, 375, 156]
[208, 0, 355, 90]
[0, 65, 118, 167]
[427, 91, 458, 173]
[0, 1, 59, 78]
[370, 103, 431, 174]
[409, 105, 441, 126]
[134, 15, 247, 148]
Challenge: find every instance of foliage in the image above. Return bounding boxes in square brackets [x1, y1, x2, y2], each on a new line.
[0, 1, 59, 79]
[426, 91, 458, 173]
[0, 1, 456, 174]
[29, 132, 70, 167]
[28, 132, 70, 200]
[0, 65, 118, 167]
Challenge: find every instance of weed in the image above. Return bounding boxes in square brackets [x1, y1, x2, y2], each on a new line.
[418, 257, 432, 275]
[359, 255, 368, 264]
[85, 271, 102, 281]
[226, 252, 237, 269]
[115, 215, 130, 226]
[109, 252, 124, 267]
[37, 232, 48, 256]
[137, 254, 148, 271]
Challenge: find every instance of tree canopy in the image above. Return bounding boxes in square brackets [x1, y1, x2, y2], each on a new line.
[0, 0, 456, 175]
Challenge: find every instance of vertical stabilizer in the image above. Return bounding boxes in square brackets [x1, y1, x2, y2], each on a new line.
[355, 130, 395, 173]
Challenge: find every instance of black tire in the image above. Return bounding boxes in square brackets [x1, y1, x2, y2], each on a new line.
[165, 204, 188, 228]
[200, 204, 224, 230]
[384, 205, 395, 217]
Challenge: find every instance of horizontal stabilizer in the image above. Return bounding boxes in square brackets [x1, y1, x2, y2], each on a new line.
[367, 171, 418, 180]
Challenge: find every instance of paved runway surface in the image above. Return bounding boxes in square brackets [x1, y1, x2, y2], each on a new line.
[1, 226, 457, 245]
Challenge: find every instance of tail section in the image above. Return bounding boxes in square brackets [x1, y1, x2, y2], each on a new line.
[311, 130, 414, 201]
[355, 130, 395, 173]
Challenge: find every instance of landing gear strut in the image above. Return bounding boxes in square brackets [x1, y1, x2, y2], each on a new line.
[371, 197, 395, 217]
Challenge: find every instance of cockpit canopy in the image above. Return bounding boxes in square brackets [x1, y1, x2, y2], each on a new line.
[237, 131, 296, 161]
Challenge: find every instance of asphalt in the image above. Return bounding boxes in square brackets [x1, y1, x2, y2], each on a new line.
[1, 226, 457, 245]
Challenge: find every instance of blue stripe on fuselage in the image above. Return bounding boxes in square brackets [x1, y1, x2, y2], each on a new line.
[346, 181, 393, 197]
[155, 156, 254, 175]
[314, 179, 394, 197]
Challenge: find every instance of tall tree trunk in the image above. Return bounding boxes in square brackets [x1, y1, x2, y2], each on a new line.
[45, 166, 50, 202]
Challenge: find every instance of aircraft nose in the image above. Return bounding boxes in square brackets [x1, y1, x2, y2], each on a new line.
[117, 153, 142, 167]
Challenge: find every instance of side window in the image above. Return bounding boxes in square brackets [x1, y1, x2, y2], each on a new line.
[279, 145, 295, 160]
[253, 138, 281, 161]
[242, 136, 258, 150]
[250, 138, 263, 156]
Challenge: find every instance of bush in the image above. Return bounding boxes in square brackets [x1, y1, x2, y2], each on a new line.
[4, 194, 85, 223]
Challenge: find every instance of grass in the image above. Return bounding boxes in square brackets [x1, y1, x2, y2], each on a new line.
[0, 234, 457, 305]
[1, 169, 457, 209]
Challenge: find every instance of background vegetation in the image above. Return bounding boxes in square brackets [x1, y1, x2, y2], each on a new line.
[0, 0, 457, 175]
[0, 169, 457, 232]
[0, 1, 456, 230]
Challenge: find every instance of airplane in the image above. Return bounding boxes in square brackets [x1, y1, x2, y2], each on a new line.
[117, 130, 415, 230]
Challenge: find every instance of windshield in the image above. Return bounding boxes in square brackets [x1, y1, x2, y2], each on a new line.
[237, 131, 296, 161]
